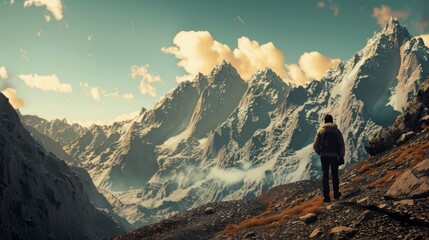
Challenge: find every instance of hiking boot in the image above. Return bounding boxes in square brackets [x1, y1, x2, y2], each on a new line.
[334, 192, 341, 200]
[323, 198, 331, 203]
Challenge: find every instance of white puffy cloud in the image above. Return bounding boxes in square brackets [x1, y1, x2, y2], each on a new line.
[163, 31, 340, 85]
[372, 5, 409, 27]
[1, 88, 25, 109]
[80, 82, 134, 101]
[298, 51, 341, 80]
[417, 34, 429, 47]
[0, 66, 8, 80]
[19, 74, 72, 93]
[90, 86, 101, 101]
[24, 0, 63, 21]
[285, 51, 341, 85]
[284, 64, 309, 85]
[162, 31, 287, 81]
[130, 64, 162, 97]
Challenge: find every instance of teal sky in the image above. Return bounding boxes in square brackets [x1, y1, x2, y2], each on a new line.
[0, 0, 427, 124]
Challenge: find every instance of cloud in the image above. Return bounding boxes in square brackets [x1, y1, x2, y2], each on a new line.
[298, 51, 341, 80]
[317, 1, 339, 16]
[0, 66, 8, 80]
[44, 15, 51, 22]
[19, 74, 73, 93]
[20, 49, 29, 61]
[234, 16, 245, 23]
[122, 93, 134, 100]
[23, 0, 63, 21]
[130, 65, 162, 97]
[372, 5, 410, 27]
[162, 31, 340, 85]
[161, 31, 286, 81]
[90, 86, 101, 101]
[80, 82, 134, 101]
[284, 64, 309, 85]
[417, 34, 429, 47]
[175, 73, 195, 83]
[1, 88, 25, 109]
[70, 110, 140, 127]
[284, 51, 341, 85]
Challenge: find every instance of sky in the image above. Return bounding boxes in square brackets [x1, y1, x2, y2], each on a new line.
[0, 0, 428, 125]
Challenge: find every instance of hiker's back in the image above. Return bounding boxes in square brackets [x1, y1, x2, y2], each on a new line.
[323, 130, 339, 152]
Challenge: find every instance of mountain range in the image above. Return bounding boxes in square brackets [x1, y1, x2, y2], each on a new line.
[113, 73, 429, 239]
[17, 18, 429, 228]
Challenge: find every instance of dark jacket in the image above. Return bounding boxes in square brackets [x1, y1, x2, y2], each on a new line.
[313, 122, 345, 157]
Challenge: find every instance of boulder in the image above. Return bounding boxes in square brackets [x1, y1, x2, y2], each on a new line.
[396, 131, 416, 145]
[299, 213, 317, 224]
[204, 206, 216, 214]
[328, 226, 357, 240]
[385, 159, 429, 199]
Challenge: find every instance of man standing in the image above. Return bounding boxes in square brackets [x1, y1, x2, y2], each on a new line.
[313, 114, 345, 202]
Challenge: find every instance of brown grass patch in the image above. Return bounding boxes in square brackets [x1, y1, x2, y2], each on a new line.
[357, 163, 371, 173]
[224, 196, 323, 234]
[350, 175, 365, 183]
[392, 141, 429, 165]
[370, 170, 398, 187]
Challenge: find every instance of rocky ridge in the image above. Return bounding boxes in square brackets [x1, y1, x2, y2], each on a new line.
[0, 93, 128, 239]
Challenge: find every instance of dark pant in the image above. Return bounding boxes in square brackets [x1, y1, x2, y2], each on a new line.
[321, 156, 339, 199]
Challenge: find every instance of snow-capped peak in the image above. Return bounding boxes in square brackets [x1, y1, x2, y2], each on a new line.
[382, 17, 411, 46]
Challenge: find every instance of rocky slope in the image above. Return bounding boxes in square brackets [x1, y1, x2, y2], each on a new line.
[112, 73, 429, 240]
[0, 93, 127, 239]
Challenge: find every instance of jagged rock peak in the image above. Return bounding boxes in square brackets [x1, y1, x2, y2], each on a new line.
[139, 107, 147, 115]
[208, 60, 242, 85]
[382, 17, 411, 45]
[251, 68, 284, 83]
[194, 72, 206, 81]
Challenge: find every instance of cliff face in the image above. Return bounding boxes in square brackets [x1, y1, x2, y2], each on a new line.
[366, 74, 429, 155]
[0, 93, 126, 240]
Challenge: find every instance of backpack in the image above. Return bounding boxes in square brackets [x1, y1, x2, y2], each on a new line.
[321, 130, 339, 152]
